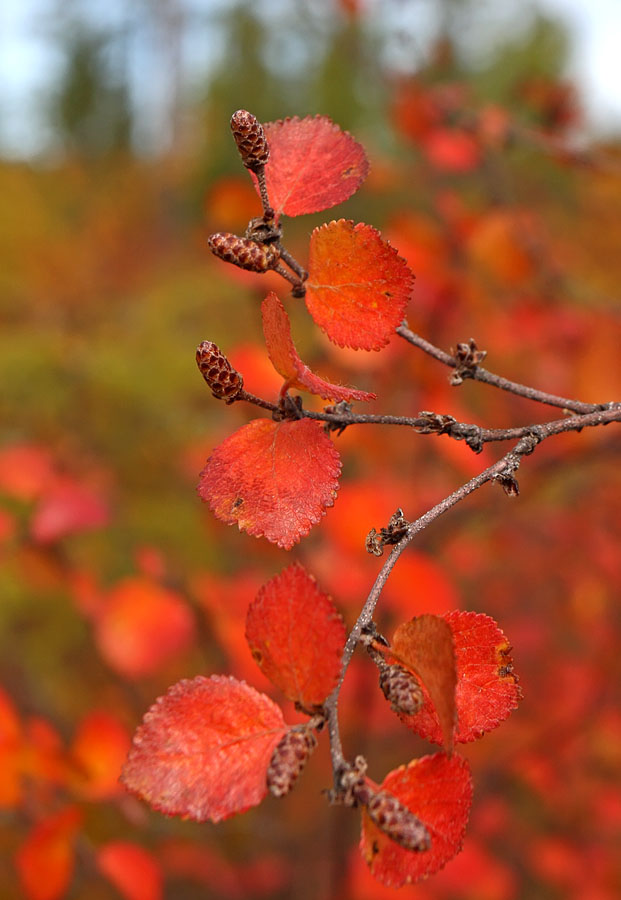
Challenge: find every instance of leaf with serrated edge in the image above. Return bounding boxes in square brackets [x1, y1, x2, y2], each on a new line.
[391, 615, 457, 754]
[246, 562, 346, 706]
[262, 292, 376, 402]
[399, 611, 522, 745]
[121, 675, 287, 823]
[360, 752, 472, 887]
[306, 220, 415, 351]
[198, 418, 341, 549]
[252, 116, 369, 217]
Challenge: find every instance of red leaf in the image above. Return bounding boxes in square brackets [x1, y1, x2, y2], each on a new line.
[253, 115, 369, 217]
[198, 418, 341, 549]
[0, 443, 55, 500]
[121, 675, 287, 822]
[306, 220, 415, 350]
[30, 476, 109, 543]
[0, 686, 22, 809]
[94, 576, 195, 679]
[262, 292, 376, 402]
[423, 128, 481, 172]
[15, 806, 83, 900]
[360, 752, 472, 887]
[391, 615, 457, 754]
[96, 842, 163, 900]
[399, 611, 522, 745]
[246, 562, 346, 706]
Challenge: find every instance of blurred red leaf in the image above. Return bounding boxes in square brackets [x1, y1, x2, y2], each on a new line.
[262, 292, 376, 402]
[254, 115, 368, 217]
[423, 129, 481, 173]
[391, 615, 457, 754]
[70, 710, 131, 799]
[15, 806, 83, 900]
[198, 418, 341, 549]
[94, 576, 195, 679]
[360, 752, 472, 887]
[246, 562, 346, 706]
[0, 686, 22, 808]
[121, 675, 287, 822]
[96, 842, 163, 900]
[399, 611, 522, 745]
[30, 476, 109, 543]
[306, 220, 414, 350]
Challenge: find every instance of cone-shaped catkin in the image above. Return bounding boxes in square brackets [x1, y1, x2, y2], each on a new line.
[208, 232, 280, 272]
[230, 109, 270, 170]
[379, 663, 424, 717]
[365, 788, 431, 852]
[196, 341, 244, 402]
[267, 726, 318, 798]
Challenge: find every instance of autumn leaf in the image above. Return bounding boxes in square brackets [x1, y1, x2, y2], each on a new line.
[360, 753, 472, 887]
[246, 562, 346, 706]
[93, 576, 195, 679]
[30, 476, 109, 543]
[253, 115, 369, 217]
[69, 710, 131, 800]
[121, 675, 287, 822]
[306, 220, 415, 350]
[198, 418, 341, 549]
[96, 842, 163, 900]
[262, 292, 376, 402]
[398, 611, 522, 745]
[391, 615, 457, 754]
[15, 806, 83, 900]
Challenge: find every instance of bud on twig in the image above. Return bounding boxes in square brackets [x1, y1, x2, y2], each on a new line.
[267, 725, 318, 797]
[230, 110, 270, 171]
[196, 341, 244, 403]
[450, 338, 487, 385]
[208, 233, 280, 272]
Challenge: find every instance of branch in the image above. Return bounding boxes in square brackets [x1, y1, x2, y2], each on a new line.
[322, 410, 620, 788]
[396, 322, 605, 415]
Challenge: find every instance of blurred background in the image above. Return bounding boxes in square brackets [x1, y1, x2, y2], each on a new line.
[1, 1, 620, 899]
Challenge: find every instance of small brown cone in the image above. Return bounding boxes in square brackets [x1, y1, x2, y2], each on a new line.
[364, 788, 431, 852]
[208, 232, 280, 272]
[230, 110, 270, 170]
[267, 726, 317, 798]
[196, 341, 244, 403]
[379, 662, 424, 717]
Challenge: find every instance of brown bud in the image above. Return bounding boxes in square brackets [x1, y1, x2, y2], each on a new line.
[267, 726, 318, 798]
[196, 341, 243, 403]
[208, 232, 280, 273]
[379, 663, 424, 717]
[365, 789, 431, 852]
[230, 109, 270, 170]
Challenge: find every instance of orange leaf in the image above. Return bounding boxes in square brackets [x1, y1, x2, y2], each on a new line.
[70, 710, 131, 799]
[262, 292, 376, 402]
[399, 611, 522, 745]
[391, 615, 457, 754]
[360, 753, 472, 887]
[306, 220, 414, 350]
[97, 842, 163, 900]
[121, 675, 287, 822]
[246, 562, 346, 706]
[94, 576, 195, 679]
[198, 418, 341, 549]
[15, 806, 82, 900]
[254, 115, 369, 217]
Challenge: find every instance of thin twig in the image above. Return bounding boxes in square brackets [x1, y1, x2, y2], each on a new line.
[396, 322, 604, 415]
